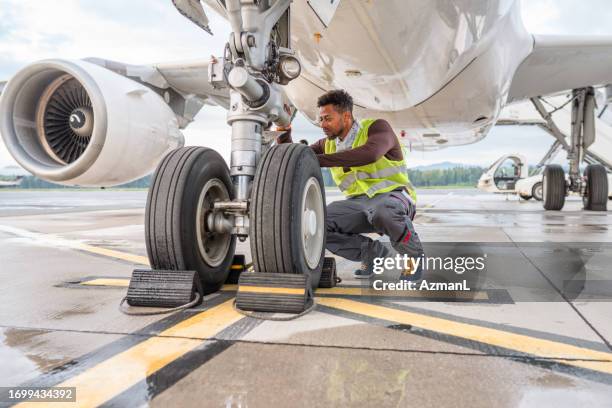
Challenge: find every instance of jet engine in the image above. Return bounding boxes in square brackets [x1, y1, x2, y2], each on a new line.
[0, 59, 184, 186]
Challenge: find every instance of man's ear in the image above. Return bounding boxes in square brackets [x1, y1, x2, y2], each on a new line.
[343, 111, 352, 123]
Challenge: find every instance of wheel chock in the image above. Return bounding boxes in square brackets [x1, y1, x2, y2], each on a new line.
[318, 257, 337, 288]
[120, 269, 203, 315]
[226, 254, 247, 284]
[235, 272, 313, 314]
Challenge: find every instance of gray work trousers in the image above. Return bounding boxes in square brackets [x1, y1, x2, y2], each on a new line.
[325, 190, 424, 263]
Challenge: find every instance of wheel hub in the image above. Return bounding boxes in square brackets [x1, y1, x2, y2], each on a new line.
[303, 209, 317, 237]
[301, 177, 325, 269]
[196, 178, 232, 267]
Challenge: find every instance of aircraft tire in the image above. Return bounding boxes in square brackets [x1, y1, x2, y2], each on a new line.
[543, 165, 566, 211]
[250, 143, 325, 289]
[145, 147, 236, 294]
[583, 164, 608, 211]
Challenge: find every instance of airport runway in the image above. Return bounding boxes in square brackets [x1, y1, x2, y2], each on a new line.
[0, 189, 611, 407]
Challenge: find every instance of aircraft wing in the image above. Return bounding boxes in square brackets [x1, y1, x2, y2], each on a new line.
[84, 57, 230, 127]
[508, 35, 612, 103]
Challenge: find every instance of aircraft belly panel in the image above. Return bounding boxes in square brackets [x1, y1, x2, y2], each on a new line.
[290, 0, 517, 111]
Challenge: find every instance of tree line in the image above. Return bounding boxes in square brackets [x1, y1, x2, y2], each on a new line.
[2, 175, 152, 189]
[321, 167, 485, 187]
[406, 167, 485, 187]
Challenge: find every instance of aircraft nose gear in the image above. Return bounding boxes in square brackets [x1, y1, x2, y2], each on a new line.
[145, 1, 325, 291]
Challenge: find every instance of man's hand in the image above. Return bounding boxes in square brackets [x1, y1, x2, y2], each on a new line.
[275, 124, 293, 144]
[275, 104, 294, 144]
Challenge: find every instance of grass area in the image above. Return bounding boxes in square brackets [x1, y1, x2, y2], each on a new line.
[416, 184, 477, 190]
[324, 184, 476, 191]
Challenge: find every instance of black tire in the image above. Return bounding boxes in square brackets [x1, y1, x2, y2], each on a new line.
[532, 182, 543, 201]
[543, 165, 566, 211]
[519, 194, 532, 200]
[583, 164, 608, 211]
[145, 147, 236, 294]
[250, 143, 326, 289]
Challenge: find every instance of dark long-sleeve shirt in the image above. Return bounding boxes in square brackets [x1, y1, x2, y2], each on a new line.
[278, 119, 404, 168]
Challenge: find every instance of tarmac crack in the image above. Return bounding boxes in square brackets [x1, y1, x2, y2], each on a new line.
[2, 324, 611, 363]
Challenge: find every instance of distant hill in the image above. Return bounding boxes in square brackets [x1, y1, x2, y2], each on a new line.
[0, 165, 30, 177]
[409, 162, 478, 171]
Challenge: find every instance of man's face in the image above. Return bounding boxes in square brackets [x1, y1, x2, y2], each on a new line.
[318, 104, 351, 139]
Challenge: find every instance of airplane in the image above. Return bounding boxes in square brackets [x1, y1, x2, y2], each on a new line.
[1, 0, 611, 292]
[0, 176, 24, 188]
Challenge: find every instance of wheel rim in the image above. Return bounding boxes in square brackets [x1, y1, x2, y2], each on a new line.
[534, 184, 543, 200]
[196, 178, 232, 267]
[583, 176, 589, 206]
[301, 177, 325, 269]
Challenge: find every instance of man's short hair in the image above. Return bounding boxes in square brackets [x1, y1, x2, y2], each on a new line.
[317, 89, 353, 113]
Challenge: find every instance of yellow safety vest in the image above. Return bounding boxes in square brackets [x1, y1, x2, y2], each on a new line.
[324, 119, 417, 201]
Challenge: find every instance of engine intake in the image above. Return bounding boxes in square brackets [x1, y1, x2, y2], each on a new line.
[38, 75, 94, 164]
[0, 59, 184, 186]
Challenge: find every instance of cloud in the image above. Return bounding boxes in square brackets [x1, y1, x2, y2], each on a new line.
[0, 0, 231, 78]
[522, 0, 612, 35]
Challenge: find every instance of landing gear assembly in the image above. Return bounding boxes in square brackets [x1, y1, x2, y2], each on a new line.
[145, 1, 326, 293]
[531, 88, 609, 211]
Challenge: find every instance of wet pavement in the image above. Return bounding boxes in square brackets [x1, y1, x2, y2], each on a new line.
[0, 189, 611, 407]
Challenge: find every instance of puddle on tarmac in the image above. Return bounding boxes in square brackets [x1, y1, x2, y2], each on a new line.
[0, 327, 66, 386]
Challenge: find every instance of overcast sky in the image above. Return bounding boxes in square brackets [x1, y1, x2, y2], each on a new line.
[1, 0, 612, 169]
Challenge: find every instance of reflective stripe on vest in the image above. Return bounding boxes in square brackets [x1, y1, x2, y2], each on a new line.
[337, 163, 408, 192]
[366, 179, 403, 196]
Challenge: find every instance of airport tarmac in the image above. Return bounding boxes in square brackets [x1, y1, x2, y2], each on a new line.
[0, 188, 611, 407]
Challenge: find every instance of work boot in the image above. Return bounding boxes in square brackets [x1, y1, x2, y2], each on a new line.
[353, 261, 374, 279]
[399, 252, 424, 282]
[353, 244, 393, 279]
[393, 221, 425, 282]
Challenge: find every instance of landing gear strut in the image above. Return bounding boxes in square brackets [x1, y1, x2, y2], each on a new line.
[146, 1, 325, 289]
[531, 88, 608, 211]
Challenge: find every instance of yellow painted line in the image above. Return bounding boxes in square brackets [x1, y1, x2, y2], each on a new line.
[0, 224, 150, 266]
[238, 286, 305, 295]
[81, 278, 130, 287]
[15, 299, 242, 408]
[81, 280, 487, 301]
[80, 279, 242, 292]
[76, 243, 150, 266]
[317, 298, 612, 375]
[314, 287, 489, 300]
[223, 285, 487, 300]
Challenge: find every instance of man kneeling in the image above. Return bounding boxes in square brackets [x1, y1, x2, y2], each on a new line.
[277, 90, 424, 280]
